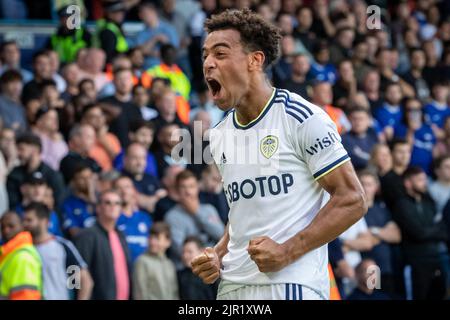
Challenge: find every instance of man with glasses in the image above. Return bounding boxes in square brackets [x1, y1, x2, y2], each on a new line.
[74, 190, 131, 300]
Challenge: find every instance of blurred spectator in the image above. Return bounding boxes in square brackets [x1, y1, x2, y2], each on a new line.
[159, 0, 192, 78]
[22, 202, 93, 300]
[375, 82, 404, 140]
[114, 120, 158, 177]
[277, 53, 311, 98]
[128, 47, 153, 89]
[359, 170, 401, 297]
[6, 133, 65, 209]
[401, 47, 430, 103]
[152, 87, 188, 132]
[154, 165, 183, 222]
[165, 170, 224, 269]
[0, 211, 43, 300]
[16, 174, 62, 237]
[77, 48, 109, 92]
[333, 60, 357, 110]
[339, 215, 374, 270]
[122, 143, 167, 214]
[272, 34, 295, 87]
[0, 69, 27, 132]
[186, 110, 211, 177]
[74, 189, 131, 300]
[60, 124, 101, 184]
[61, 63, 82, 102]
[361, 69, 382, 113]
[311, 81, 350, 134]
[48, 5, 92, 64]
[132, 84, 158, 121]
[22, 51, 53, 103]
[308, 40, 337, 84]
[94, 1, 129, 64]
[32, 107, 68, 171]
[393, 166, 448, 300]
[147, 44, 191, 105]
[189, 0, 217, 88]
[100, 67, 143, 147]
[177, 236, 218, 300]
[329, 27, 355, 66]
[380, 138, 411, 211]
[114, 175, 152, 263]
[136, 2, 179, 70]
[292, 6, 316, 56]
[429, 155, 450, 215]
[394, 98, 435, 174]
[189, 82, 224, 127]
[375, 48, 415, 97]
[62, 164, 97, 238]
[424, 81, 450, 129]
[0, 40, 33, 83]
[44, 49, 66, 93]
[0, 137, 8, 215]
[342, 107, 379, 170]
[80, 103, 121, 172]
[369, 143, 393, 178]
[351, 37, 371, 85]
[154, 123, 188, 176]
[133, 221, 178, 300]
[199, 164, 229, 224]
[0, 128, 19, 172]
[433, 116, 450, 159]
[347, 259, 391, 300]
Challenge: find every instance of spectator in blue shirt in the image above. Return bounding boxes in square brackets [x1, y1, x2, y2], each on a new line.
[424, 81, 450, 129]
[135, 2, 179, 69]
[62, 164, 97, 238]
[114, 175, 152, 263]
[16, 174, 62, 237]
[374, 82, 404, 140]
[394, 98, 436, 175]
[122, 143, 168, 215]
[342, 107, 379, 170]
[358, 170, 401, 297]
[308, 40, 337, 85]
[114, 120, 158, 178]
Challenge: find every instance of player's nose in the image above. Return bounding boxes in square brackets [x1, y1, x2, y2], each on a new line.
[203, 55, 216, 72]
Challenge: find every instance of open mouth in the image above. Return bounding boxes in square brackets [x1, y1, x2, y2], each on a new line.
[206, 78, 222, 98]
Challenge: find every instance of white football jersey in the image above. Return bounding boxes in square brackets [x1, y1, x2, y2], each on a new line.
[209, 88, 350, 299]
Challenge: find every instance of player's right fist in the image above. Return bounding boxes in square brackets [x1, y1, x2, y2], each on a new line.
[191, 247, 221, 284]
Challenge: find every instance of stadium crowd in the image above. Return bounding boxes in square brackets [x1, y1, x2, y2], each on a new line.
[0, 0, 450, 300]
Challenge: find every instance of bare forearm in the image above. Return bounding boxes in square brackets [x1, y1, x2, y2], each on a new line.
[77, 269, 93, 300]
[283, 191, 366, 264]
[378, 223, 401, 244]
[137, 193, 159, 212]
[214, 223, 230, 263]
[343, 233, 374, 252]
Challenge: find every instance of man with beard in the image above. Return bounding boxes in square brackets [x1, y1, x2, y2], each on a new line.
[393, 167, 448, 300]
[22, 202, 93, 300]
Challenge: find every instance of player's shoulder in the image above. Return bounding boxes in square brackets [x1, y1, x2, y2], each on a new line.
[274, 88, 327, 126]
[212, 109, 234, 131]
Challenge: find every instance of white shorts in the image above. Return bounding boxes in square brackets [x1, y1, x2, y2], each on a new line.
[217, 280, 326, 300]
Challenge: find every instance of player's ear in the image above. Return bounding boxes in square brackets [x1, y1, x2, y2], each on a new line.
[248, 51, 266, 71]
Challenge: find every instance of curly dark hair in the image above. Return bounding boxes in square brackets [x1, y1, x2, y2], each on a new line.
[204, 8, 282, 69]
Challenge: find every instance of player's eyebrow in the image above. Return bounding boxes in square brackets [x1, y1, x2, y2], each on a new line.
[202, 42, 232, 54]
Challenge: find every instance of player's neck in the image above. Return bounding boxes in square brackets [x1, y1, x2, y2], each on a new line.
[234, 80, 274, 126]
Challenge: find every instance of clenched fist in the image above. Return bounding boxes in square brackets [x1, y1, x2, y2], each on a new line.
[191, 247, 221, 284]
[247, 236, 290, 273]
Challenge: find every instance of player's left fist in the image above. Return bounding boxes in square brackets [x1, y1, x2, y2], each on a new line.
[247, 236, 289, 273]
